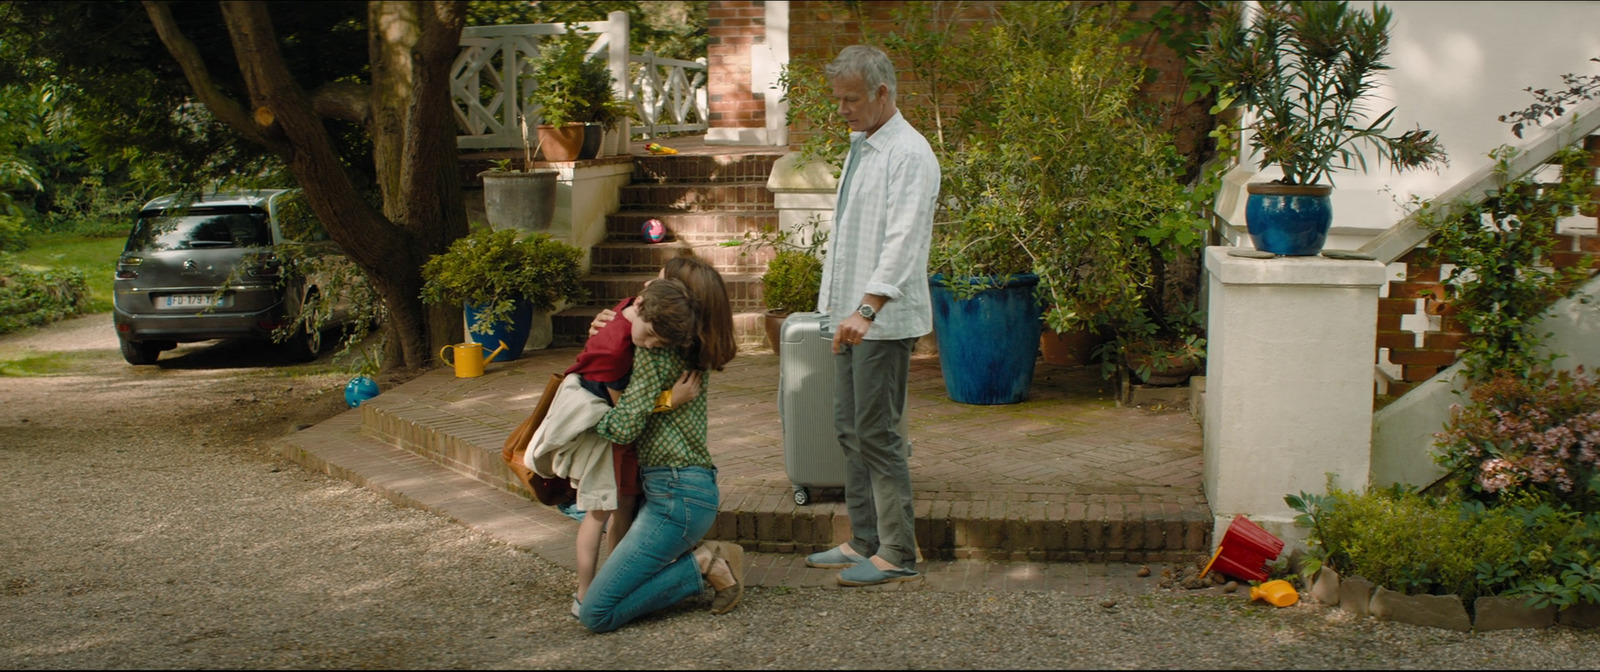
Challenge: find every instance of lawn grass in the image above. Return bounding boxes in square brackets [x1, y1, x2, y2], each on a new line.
[11, 232, 126, 313]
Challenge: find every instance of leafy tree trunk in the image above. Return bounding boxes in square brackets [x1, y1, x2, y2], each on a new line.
[142, 0, 467, 371]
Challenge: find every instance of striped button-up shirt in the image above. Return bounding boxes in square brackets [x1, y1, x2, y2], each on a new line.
[818, 111, 941, 341]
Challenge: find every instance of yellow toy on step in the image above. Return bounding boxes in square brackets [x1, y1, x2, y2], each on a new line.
[645, 142, 678, 155]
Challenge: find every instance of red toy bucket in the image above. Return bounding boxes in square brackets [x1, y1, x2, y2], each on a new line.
[1201, 515, 1286, 582]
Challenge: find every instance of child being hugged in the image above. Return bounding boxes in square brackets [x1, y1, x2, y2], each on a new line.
[528, 277, 702, 617]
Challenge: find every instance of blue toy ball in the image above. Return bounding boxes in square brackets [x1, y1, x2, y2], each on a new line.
[641, 218, 666, 243]
[345, 376, 380, 408]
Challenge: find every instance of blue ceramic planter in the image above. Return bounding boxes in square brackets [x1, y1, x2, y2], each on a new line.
[465, 299, 533, 362]
[1245, 183, 1334, 256]
[929, 273, 1043, 405]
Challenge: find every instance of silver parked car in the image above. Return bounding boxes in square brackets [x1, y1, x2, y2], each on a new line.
[112, 189, 352, 365]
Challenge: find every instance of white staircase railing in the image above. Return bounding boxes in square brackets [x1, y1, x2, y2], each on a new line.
[450, 12, 707, 150]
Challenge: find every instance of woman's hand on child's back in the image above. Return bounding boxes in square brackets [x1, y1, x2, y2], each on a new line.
[589, 308, 617, 337]
[670, 370, 703, 406]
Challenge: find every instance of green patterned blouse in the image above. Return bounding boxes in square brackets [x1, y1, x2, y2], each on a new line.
[595, 345, 713, 469]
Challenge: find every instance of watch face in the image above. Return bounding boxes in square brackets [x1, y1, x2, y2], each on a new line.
[858, 304, 875, 319]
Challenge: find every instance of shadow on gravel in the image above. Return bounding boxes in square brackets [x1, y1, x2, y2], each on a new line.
[151, 332, 340, 371]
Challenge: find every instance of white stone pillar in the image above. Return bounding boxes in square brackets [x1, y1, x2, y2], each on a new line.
[765, 151, 837, 242]
[1201, 246, 1387, 548]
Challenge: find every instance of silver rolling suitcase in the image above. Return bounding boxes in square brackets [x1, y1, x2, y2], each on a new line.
[778, 312, 909, 506]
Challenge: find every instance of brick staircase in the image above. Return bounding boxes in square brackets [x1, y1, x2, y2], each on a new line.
[551, 152, 788, 349]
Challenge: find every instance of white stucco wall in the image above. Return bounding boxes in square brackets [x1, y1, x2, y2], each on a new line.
[1216, 1, 1600, 240]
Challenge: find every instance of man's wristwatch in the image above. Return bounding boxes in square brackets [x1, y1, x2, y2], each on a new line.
[856, 304, 877, 321]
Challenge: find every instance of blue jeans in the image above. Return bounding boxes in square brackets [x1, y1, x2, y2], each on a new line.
[579, 466, 719, 633]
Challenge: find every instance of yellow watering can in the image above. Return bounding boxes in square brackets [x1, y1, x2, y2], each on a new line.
[440, 341, 508, 378]
[1250, 579, 1300, 607]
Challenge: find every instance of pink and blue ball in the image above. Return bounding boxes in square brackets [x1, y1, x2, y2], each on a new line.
[641, 218, 666, 243]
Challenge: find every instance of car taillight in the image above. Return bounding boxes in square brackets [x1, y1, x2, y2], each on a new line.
[117, 256, 142, 279]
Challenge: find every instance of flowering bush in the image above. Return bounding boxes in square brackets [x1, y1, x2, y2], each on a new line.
[1433, 365, 1600, 511]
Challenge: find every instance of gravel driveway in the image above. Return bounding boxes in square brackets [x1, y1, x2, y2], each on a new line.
[2, 312, 1599, 669]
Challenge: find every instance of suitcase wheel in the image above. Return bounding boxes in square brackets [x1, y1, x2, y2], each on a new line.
[793, 487, 811, 506]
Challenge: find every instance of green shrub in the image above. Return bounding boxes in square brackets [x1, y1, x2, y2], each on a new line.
[1433, 365, 1600, 512]
[1289, 486, 1522, 602]
[0, 252, 90, 334]
[761, 249, 821, 314]
[420, 227, 584, 334]
[1290, 487, 1600, 608]
[0, 214, 27, 252]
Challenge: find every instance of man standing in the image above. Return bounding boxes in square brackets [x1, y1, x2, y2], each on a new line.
[804, 44, 939, 586]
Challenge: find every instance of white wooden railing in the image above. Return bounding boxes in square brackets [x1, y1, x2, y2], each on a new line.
[450, 11, 707, 149]
[631, 51, 709, 138]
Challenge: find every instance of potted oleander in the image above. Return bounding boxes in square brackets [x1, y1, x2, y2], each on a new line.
[1189, 0, 1448, 256]
[420, 226, 584, 362]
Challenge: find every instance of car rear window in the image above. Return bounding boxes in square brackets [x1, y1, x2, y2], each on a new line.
[126, 207, 272, 252]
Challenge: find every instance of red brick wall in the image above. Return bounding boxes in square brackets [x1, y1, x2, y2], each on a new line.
[707, 1, 768, 129]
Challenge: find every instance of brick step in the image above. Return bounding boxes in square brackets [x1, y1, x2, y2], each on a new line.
[342, 375, 1209, 563]
[606, 210, 778, 244]
[631, 153, 784, 184]
[618, 182, 775, 212]
[589, 240, 775, 275]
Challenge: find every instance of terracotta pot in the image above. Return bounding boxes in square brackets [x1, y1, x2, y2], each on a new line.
[1040, 327, 1099, 366]
[1125, 350, 1199, 386]
[764, 309, 788, 356]
[536, 123, 586, 162]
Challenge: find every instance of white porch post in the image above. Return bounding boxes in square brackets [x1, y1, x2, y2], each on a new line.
[1201, 247, 1387, 548]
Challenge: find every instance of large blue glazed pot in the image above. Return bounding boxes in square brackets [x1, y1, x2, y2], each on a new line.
[465, 299, 533, 362]
[929, 273, 1043, 405]
[1245, 183, 1334, 256]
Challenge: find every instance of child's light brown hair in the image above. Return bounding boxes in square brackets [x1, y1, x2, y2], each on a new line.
[636, 278, 698, 355]
[664, 254, 737, 371]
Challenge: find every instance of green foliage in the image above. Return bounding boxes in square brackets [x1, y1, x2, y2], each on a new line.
[887, 3, 1212, 375]
[1290, 487, 1600, 609]
[1433, 365, 1600, 512]
[761, 250, 822, 315]
[1499, 56, 1600, 139]
[420, 227, 584, 334]
[0, 251, 89, 334]
[9, 232, 122, 312]
[1189, 0, 1448, 187]
[776, 55, 850, 177]
[467, 1, 707, 64]
[1418, 145, 1593, 380]
[527, 29, 619, 128]
[734, 215, 828, 314]
[1286, 486, 1522, 602]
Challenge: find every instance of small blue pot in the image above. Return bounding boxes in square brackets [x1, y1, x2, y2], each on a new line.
[1245, 183, 1334, 256]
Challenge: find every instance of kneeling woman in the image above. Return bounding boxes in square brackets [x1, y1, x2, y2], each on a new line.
[579, 269, 741, 632]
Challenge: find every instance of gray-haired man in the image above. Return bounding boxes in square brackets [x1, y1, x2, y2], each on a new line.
[803, 44, 939, 586]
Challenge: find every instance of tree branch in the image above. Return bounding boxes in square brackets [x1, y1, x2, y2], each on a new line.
[310, 81, 371, 123]
[141, 0, 276, 150]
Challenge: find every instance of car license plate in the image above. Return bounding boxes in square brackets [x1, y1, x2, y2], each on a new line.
[162, 294, 225, 309]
